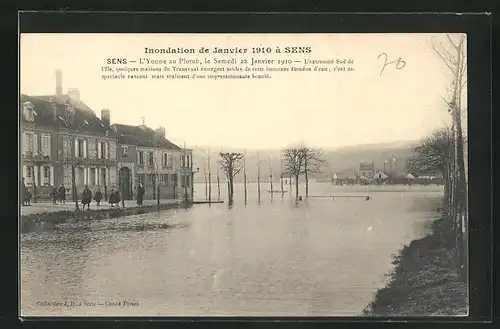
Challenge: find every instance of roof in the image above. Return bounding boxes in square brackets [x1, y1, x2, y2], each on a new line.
[20, 94, 110, 135]
[112, 124, 181, 150]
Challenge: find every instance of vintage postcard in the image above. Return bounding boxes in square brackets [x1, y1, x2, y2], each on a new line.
[20, 33, 468, 317]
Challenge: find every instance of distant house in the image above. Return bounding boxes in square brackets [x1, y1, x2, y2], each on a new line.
[359, 161, 375, 179]
[20, 71, 118, 200]
[112, 123, 193, 200]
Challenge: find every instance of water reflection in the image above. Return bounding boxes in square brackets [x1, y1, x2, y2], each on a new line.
[21, 184, 441, 316]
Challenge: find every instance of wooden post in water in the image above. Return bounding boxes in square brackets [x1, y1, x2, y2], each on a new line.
[204, 163, 208, 201]
[244, 149, 247, 204]
[257, 152, 261, 203]
[269, 157, 273, 199]
[217, 169, 221, 201]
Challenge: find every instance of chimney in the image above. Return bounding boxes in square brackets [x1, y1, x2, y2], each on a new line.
[101, 109, 110, 126]
[55, 69, 62, 97]
[155, 126, 166, 138]
[68, 88, 80, 101]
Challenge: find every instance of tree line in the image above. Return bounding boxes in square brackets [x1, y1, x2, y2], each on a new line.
[217, 147, 326, 205]
[406, 33, 468, 282]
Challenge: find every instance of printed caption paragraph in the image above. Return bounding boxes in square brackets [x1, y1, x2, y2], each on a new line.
[101, 46, 356, 81]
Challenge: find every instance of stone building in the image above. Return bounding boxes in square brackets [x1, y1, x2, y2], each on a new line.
[20, 70, 119, 201]
[112, 123, 194, 200]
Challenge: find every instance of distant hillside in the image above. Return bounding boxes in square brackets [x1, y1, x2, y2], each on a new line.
[191, 141, 417, 183]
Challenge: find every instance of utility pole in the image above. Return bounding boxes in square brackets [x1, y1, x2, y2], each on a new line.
[257, 152, 261, 203]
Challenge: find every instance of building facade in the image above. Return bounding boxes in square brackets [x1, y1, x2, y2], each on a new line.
[20, 75, 119, 201]
[113, 124, 194, 200]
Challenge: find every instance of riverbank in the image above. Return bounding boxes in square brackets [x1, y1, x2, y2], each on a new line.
[363, 215, 468, 316]
[20, 201, 192, 233]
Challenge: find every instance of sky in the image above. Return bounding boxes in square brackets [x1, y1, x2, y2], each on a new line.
[20, 33, 467, 149]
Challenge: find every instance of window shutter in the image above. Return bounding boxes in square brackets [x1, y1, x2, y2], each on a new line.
[34, 165, 39, 186]
[74, 138, 79, 157]
[50, 166, 54, 186]
[83, 139, 87, 158]
[47, 135, 52, 155]
[109, 142, 116, 160]
[33, 134, 38, 155]
[97, 142, 102, 159]
[105, 143, 109, 159]
[82, 167, 88, 185]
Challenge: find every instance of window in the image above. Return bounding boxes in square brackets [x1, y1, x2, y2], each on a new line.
[77, 140, 85, 157]
[181, 155, 186, 167]
[25, 133, 36, 155]
[163, 153, 168, 167]
[90, 168, 96, 186]
[25, 165, 34, 180]
[186, 155, 190, 168]
[100, 142, 107, 159]
[138, 174, 145, 184]
[101, 169, 107, 186]
[43, 166, 50, 185]
[147, 174, 155, 182]
[122, 145, 129, 158]
[23, 102, 35, 122]
[148, 152, 154, 167]
[40, 134, 51, 156]
[168, 154, 173, 168]
[63, 136, 71, 158]
[138, 151, 144, 165]
[171, 174, 177, 185]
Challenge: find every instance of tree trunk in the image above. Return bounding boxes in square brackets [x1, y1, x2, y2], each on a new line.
[244, 172, 247, 203]
[257, 170, 261, 202]
[229, 176, 234, 204]
[204, 173, 208, 201]
[208, 171, 212, 204]
[217, 173, 221, 201]
[295, 174, 300, 200]
[71, 163, 79, 210]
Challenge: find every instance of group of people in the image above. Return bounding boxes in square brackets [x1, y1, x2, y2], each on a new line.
[21, 178, 148, 209]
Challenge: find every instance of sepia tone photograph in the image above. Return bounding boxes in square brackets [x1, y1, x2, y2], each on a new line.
[19, 33, 468, 317]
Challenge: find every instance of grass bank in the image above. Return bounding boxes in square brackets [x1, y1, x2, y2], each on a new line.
[363, 215, 468, 316]
[20, 201, 192, 234]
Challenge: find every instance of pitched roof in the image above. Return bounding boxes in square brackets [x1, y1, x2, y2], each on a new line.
[112, 124, 181, 150]
[20, 94, 110, 136]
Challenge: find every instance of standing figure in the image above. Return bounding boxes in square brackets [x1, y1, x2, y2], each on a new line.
[81, 185, 93, 210]
[94, 188, 103, 206]
[136, 183, 145, 206]
[58, 183, 66, 204]
[21, 178, 30, 206]
[51, 186, 58, 205]
[109, 187, 121, 207]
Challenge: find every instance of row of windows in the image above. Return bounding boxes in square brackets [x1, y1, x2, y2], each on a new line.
[133, 149, 191, 168]
[23, 165, 54, 186]
[137, 173, 192, 187]
[22, 132, 51, 156]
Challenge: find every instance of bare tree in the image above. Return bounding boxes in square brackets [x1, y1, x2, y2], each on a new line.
[243, 149, 248, 204]
[219, 152, 244, 204]
[283, 148, 305, 200]
[406, 127, 453, 178]
[302, 148, 327, 197]
[432, 34, 468, 281]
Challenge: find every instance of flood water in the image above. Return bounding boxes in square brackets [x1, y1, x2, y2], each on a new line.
[20, 183, 443, 316]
